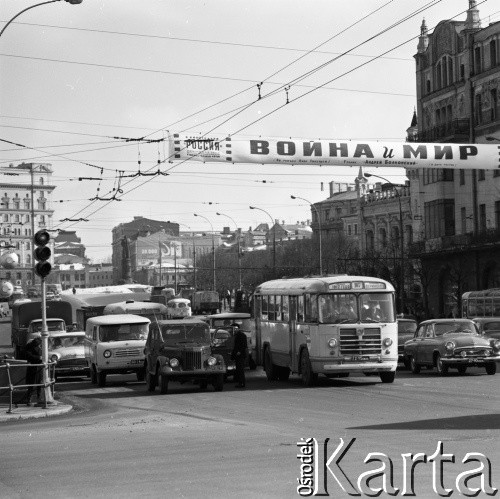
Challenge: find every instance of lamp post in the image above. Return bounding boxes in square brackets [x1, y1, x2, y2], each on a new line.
[0, 0, 83, 38]
[249, 205, 276, 276]
[291, 195, 323, 276]
[194, 214, 216, 291]
[364, 173, 405, 314]
[216, 212, 242, 290]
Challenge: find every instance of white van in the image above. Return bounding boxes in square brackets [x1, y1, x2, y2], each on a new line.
[167, 298, 192, 319]
[85, 314, 150, 387]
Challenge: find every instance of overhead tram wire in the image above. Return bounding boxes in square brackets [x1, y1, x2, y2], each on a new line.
[55, 1, 477, 231]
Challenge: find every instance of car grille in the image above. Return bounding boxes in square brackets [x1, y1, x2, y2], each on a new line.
[114, 348, 142, 358]
[453, 347, 492, 358]
[182, 351, 202, 370]
[57, 358, 87, 368]
[339, 328, 381, 355]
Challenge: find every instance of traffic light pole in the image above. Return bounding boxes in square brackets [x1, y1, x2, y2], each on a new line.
[40, 277, 54, 406]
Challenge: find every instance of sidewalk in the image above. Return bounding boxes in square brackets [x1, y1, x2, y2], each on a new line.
[0, 398, 73, 422]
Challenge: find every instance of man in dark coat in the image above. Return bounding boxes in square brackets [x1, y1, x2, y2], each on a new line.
[24, 335, 43, 406]
[231, 327, 248, 388]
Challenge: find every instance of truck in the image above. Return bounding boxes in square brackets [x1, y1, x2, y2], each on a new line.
[150, 287, 176, 306]
[191, 290, 220, 315]
[11, 300, 74, 359]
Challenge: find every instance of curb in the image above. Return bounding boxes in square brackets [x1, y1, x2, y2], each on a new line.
[0, 402, 73, 422]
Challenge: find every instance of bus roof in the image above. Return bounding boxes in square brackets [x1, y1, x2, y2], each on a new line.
[61, 292, 151, 310]
[103, 301, 168, 314]
[86, 314, 151, 326]
[254, 275, 394, 295]
[462, 289, 500, 298]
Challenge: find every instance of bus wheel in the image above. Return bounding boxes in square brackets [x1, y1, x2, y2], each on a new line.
[380, 371, 395, 383]
[97, 371, 106, 387]
[159, 373, 169, 394]
[277, 366, 290, 382]
[90, 364, 97, 384]
[264, 348, 278, 381]
[300, 350, 317, 387]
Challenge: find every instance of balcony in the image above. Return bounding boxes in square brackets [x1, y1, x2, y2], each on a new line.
[407, 119, 470, 143]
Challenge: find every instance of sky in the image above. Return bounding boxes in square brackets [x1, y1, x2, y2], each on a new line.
[1, 0, 499, 261]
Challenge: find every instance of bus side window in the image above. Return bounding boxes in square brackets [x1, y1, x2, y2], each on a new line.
[275, 296, 282, 321]
[297, 296, 304, 322]
[288, 296, 297, 322]
[282, 295, 289, 322]
[268, 296, 276, 321]
[261, 296, 269, 321]
[93, 326, 98, 341]
[304, 294, 318, 323]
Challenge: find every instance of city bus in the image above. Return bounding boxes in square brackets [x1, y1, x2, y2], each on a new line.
[103, 300, 169, 321]
[253, 275, 397, 386]
[461, 289, 500, 318]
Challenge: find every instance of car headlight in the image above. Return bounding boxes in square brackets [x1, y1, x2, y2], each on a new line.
[382, 338, 393, 347]
[50, 354, 58, 363]
[327, 338, 337, 348]
[103, 350, 112, 358]
[445, 341, 456, 351]
[491, 339, 500, 351]
[207, 357, 217, 366]
[169, 358, 179, 368]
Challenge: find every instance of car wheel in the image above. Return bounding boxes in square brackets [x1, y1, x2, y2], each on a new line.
[435, 354, 448, 376]
[403, 357, 411, 370]
[410, 356, 420, 374]
[380, 371, 395, 383]
[199, 380, 208, 390]
[300, 349, 317, 387]
[457, 366, 467, 375]
[277, 366, 290, 381]
[136, 369, 145, 382]
[159, 372, 169, 394]
[248, 356, 257, 371]
[485, 363, 496, 375]
[90, 364, 97, 384]
[97, 371, 106, 387]
[146, 365, 157, 392]
[213, 374, 224, 392]
[263, 348, 278, 381]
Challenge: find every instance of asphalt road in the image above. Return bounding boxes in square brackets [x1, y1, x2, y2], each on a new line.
[0, 322, 499, 499]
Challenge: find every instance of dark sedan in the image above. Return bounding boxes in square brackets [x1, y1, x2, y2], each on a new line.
[403, 318, 500, 376]
[473, 317, 500, 341]
[397, 318, 418, 366]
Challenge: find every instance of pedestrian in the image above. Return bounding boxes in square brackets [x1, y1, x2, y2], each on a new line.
[231, 327, 248, 388]
[72, 286, 76, 295]
[23, 334, 43, 406]
[226, 289, 231, 311]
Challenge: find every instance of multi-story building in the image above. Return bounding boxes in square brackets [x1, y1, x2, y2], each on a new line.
[0, 163, 55, 289]
[408, 0, 500, 317]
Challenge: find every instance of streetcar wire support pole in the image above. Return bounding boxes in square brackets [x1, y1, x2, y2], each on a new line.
[364, 173, 405, 314]
[193, 214, 216, 291]
[216, 211, 242, 290]
[291, 195, 323, 276]
[249, 206, 276, 278]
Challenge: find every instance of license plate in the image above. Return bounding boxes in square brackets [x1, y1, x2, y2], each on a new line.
[344, 356, 370, 362]
[129, 359, 143, 365]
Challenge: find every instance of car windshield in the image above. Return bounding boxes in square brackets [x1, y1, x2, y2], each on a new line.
[398, 321, 417, 334]
[160, 323, 210, 343]
[318, 292, 395, 324]
[435, 322, 477, 336]
[48, 336, 84, 349]
[483, 321, 500, 331]
[32, 321, 65, 332]
[99, 323, 148, 342]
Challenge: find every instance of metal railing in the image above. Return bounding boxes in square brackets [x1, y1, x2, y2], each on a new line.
[0, 359, 56, 414]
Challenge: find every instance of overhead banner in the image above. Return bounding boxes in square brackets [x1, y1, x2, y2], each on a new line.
[169, 133, 500, 170]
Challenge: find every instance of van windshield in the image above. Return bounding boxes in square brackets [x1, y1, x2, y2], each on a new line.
[160, 323, 210, 343]
[99, 323, 148, 342]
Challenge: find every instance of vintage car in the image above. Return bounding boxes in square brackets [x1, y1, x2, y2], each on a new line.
[473, 317, 500, 340]
[397, 318, 418, 365]
[403, 318, 500, 375]
[144, 318, 226, 393]
[204, 312, 257, 373]
[48, 331, 89, 379]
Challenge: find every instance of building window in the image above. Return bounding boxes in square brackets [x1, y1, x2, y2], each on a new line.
[459, 169, 465, 185]
[379, 228, 387, 249]
[426, 79, 431, 93]
[479, 204, 487, 232]
[495, 201, 500, 230]
[461, 207, 467, 234]
[460, 64, 465, 79]
[475, 93, 483, 125]
[491, 89, 498, 121]
[354, 224, 358, 235]
[366, 230, 374, 251]
[490, 39, 497, 67]
[424, 199, 455, 239]
[347, 225, 352, 236]
[474, 46, 482, 74]
[478, 169, 485, 181]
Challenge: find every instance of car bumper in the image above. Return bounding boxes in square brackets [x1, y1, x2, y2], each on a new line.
[55, 366, 89, 376]
[441, 356, 500, 366]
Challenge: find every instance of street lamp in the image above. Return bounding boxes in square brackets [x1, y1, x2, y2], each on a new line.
[364, 173, 405, 314]
[0, 0, 83, 38]
[193, 214, 216, 291]
[249, 205, 276, 276]
[291, 195, 323, 276]
[216, 212, 242, 290]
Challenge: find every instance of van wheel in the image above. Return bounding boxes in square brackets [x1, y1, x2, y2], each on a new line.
[146, 366, 157, 392]
[90, 365, 97, 384]
[410, 356, 420, 374]
[159, 373, 169, 394]
[97, 371, 106, 387]
[380, 372, 395, 383]
[136, 370, 145, 382]
[300, 349, 317, 387]
[212, 374, 224, 392]
[277, 366, 290, 381]
[263, 348, 278, 381]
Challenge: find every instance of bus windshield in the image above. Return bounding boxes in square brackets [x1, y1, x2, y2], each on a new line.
[318, 293, 395, 324]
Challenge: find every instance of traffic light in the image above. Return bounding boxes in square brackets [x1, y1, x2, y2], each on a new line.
[34, 229, 52, 278]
